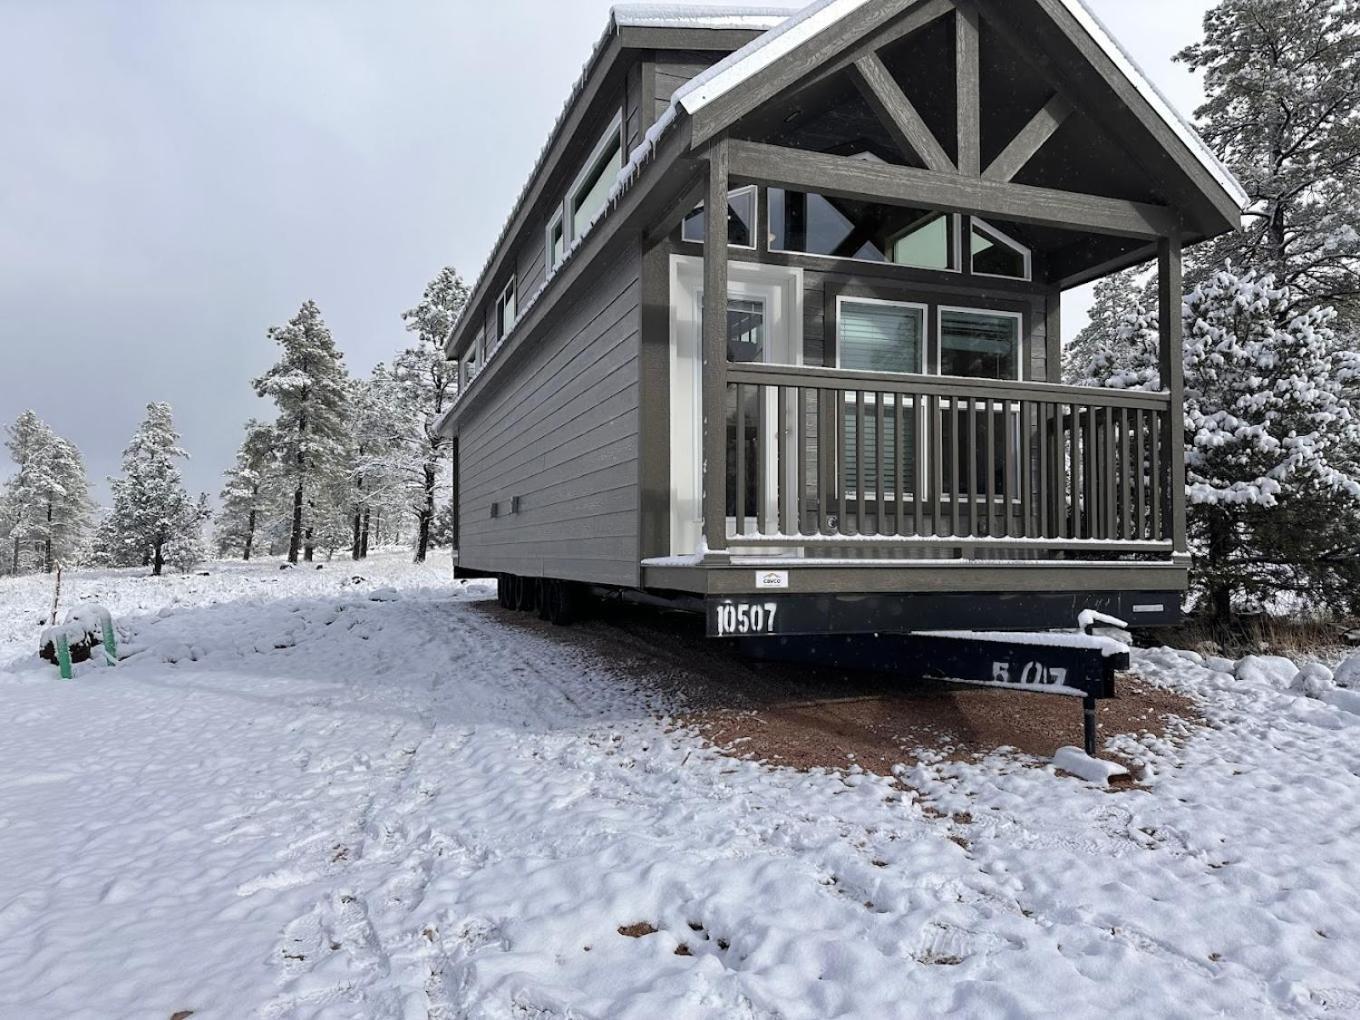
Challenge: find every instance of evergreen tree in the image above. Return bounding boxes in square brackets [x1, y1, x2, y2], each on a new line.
[0, 411, 92, 574]
[1072, 270, 1360, 623]
[1177, 0, 1360, 324]
[216, 421, 276, 560]
[253, 300, 349, 564]
[344, 370, 402, 561]
[397, 266, 467, 562]
[99, 403, 197, 576]
[1062, 269, 1147, 382]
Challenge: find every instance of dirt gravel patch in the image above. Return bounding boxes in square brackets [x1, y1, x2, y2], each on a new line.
[476, 600, 1200, 776]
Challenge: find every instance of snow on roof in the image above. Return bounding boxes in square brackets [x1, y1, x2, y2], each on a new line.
[675, 0, 1248, 212]
[611, 5, 791, 31]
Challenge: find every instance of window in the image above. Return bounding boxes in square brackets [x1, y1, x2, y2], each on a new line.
[970, 219, 1031, 280]
[939, 307, 1023, 381]
[681, 186, 758, 248]
[546, 209, 566, 274]
[496, 280, 517, 339]
[770, 189, 959, 272]
[836, 298, 926, 375]
[836, 299, 925, 500]
[567, 112, 624, 244]
[468, 327, 485, 380]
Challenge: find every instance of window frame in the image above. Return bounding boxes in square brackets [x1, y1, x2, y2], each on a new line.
[768, 188, 964, 276]
[680, 184, 759, 250]
[565, 109, 625, 246]
[545, 207, 566, 275]
[936, 305, 1026, 383]
[496, 279, 518, 341]
[834, 296, 929, 503]
[969, 217, 1033, 282]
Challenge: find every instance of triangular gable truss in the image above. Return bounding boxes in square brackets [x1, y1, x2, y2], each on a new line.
[675, 0, 1245, 241]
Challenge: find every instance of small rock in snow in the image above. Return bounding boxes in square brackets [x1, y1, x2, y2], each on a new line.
[1052, 747, 1130, 787]
[368, 588, 401, 603]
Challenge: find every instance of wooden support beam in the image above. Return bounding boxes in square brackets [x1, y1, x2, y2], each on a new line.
[984, 94, 1073, 183]
[727, 140, 1182, 240]
[702, 139, 731, 554]
[851, 53, 955, 173]
[955, 3, 982, 177]
[799, 0, 955, 95]
[643, 167, 705, 246]
[1158, 236, 1188, 553]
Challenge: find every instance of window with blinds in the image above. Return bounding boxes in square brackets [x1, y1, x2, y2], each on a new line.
[837, 299, 925, 374]
[837, 300, 923, 500]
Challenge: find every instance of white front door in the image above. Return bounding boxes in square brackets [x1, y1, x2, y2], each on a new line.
[669, 256, 804, 557]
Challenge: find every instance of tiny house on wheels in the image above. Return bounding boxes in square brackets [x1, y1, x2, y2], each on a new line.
[437, 0, 1246, 656]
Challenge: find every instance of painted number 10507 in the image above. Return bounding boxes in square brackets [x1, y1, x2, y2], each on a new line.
[714, 601, 779, 637]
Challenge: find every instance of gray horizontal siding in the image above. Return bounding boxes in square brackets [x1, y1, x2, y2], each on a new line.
[458, 250, 642, 587]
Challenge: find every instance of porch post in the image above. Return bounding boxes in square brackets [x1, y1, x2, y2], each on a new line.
[1158, 236, 1188, 554]
[702, 138, 730, 555]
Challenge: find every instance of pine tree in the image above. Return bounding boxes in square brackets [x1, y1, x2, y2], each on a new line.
[1177, 0, 1360, 324]
[1072, 270, 1360, 622]
[99, 403, 197, 576]
[397, 266, 467, 562]
[1, 411, 92, 574]
[1063, 269, 1148, 382]
[253, 300, 349, 564]
[216, 421, 276, 560]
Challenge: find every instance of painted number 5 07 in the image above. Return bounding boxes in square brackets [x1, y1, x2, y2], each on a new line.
[716, 602, 779, 637]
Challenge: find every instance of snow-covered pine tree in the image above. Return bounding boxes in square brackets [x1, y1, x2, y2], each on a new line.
[253, 300, 349, 564]
[164, 493, 211, 574]
[1062, 269, 1148, 382]
[343, 369, 403, 561]
[396, 266, 467, 562]
[216, 421, 276, 560]
[1, 411, 92, 574]
[1073, 269, 1360, 622]
[1177, 0, 1360, 325]
[100, 402, 197, 576]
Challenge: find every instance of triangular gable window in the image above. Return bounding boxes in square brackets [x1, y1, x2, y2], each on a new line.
[970, 219, 1031, 280]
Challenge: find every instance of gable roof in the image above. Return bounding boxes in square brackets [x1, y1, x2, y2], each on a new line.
[611, 5, 791, 31]
[671, 0, 1248, 212]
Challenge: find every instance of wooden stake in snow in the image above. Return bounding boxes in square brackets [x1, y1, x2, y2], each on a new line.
[49, 562, 63, 626]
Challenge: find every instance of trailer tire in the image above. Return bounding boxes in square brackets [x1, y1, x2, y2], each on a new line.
[515, 577, 538, 613]
[544, 580, 580, 626]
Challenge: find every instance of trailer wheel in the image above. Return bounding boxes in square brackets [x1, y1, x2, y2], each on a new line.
[544, 580, 580, 626]
[515, 577, 538, 613]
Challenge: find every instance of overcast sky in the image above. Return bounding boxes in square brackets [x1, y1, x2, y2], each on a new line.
[0, 0, 1213, 504]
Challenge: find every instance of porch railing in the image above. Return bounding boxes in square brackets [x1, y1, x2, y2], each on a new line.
[720, 363, 1176, 558]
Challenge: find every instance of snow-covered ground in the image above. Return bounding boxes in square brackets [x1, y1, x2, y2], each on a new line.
[2, 555, 1360, 1019]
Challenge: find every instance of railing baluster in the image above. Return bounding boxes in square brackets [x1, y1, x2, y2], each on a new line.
[1003, 401, 1016, 539]
[895, 396, 906, 536]
[967, 399, 979, 538]
[913, 396, 925, 537]
[816, 390, 828, 536]
[1085, 403, 1098, 539]
[735, 383, 746, 537]
[1151, 409, 1163, 541]
[1038, 403, 1050, 539]
[1131, 408, 1142, 544]
[1070, 403, 1083, 539]
[1022, 401, 1034, 540]
[985, 400, 997, 537]
[1104, 405, 1117, 541]
[756, 384, 768, 536]
[951, 401, 962, 537]
[854, 390, 865, 536]
[875, 394, 886, 537]
[778, 385, 790, 536]
[931, 395, 945, 538]
[1120, 407, 1131, 541]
